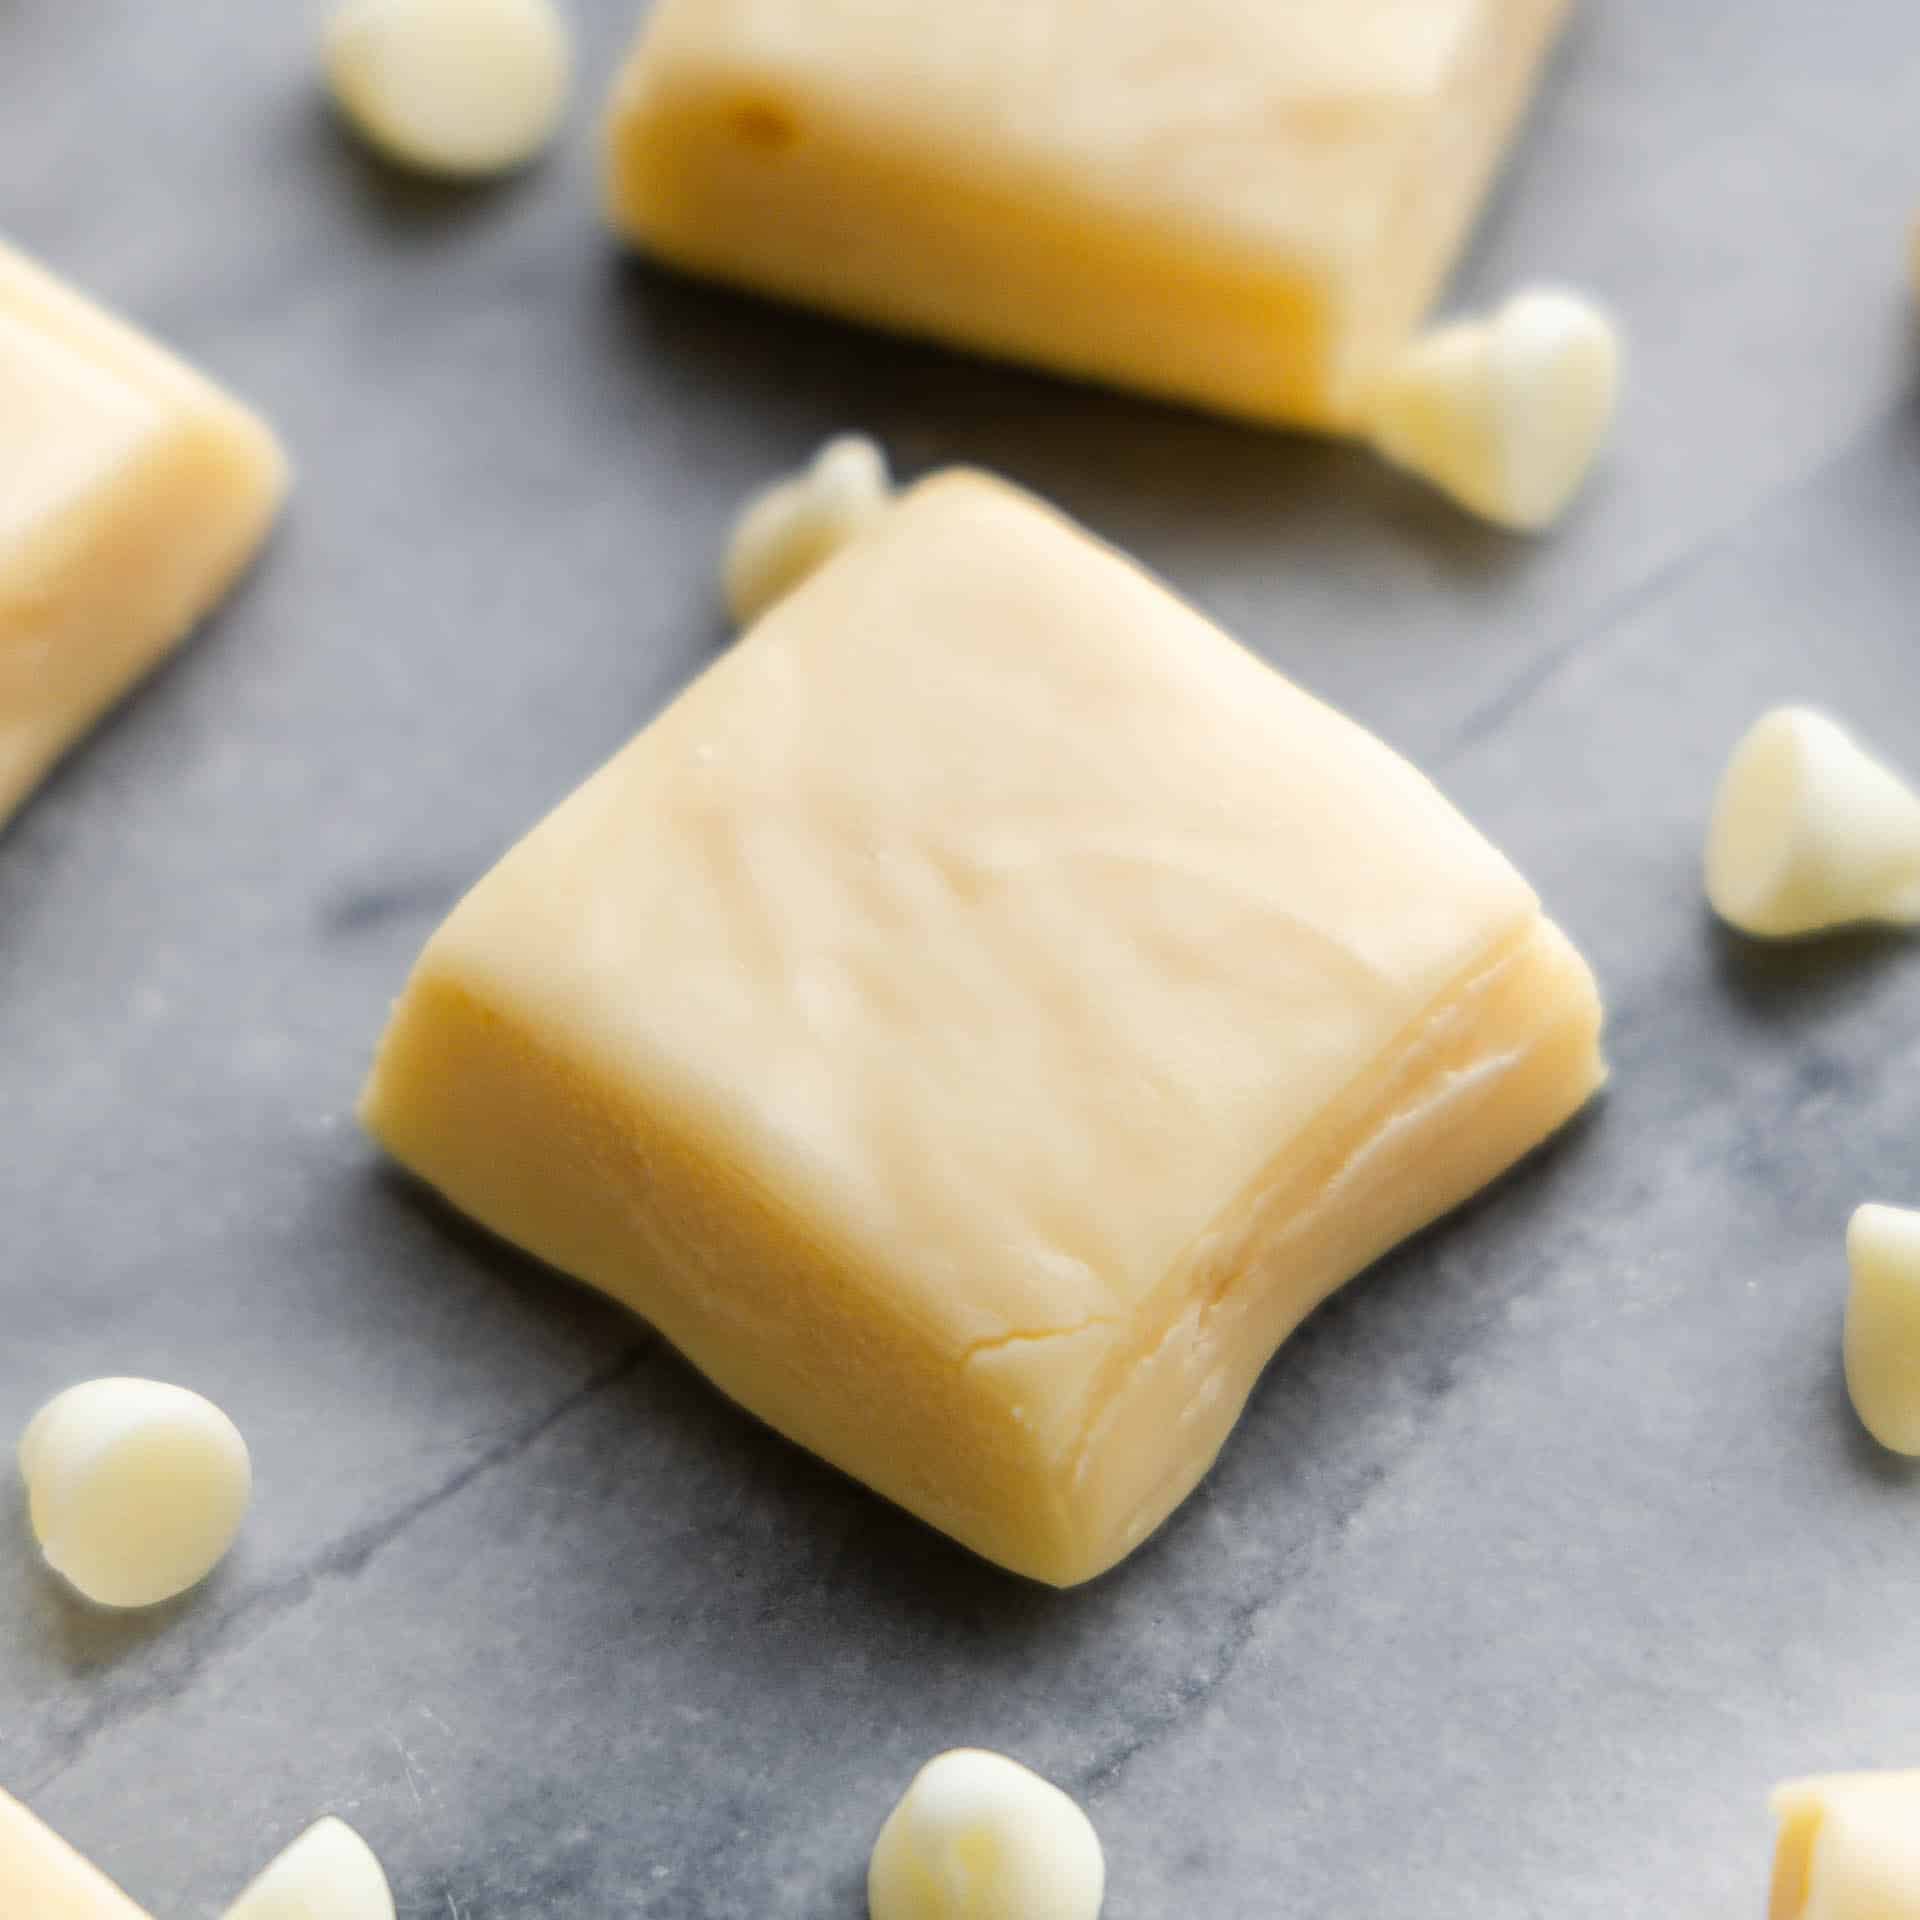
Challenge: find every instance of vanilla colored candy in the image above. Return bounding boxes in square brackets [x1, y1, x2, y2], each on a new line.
[0, 241, 287, 830]
[362, 471, 1604, 1584]
[0, 1788, 153, 1920]
[1367, 286, 1621, 529]
[1706, 708, 1920, 938]
[870, 1750, 1104, 1920]
[724, 434, 892, 625]
[20, 1377, 252, 1608]
[223, 1818, 394, 1920]
[1844, 1204, 1920, 1456]
[325, 0, 572, 178]
[1770, 1773, 1920, 1920]
[606, 0, 1571, 432]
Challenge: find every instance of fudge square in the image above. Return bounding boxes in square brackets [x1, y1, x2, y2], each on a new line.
[0, 1787, 154, 1920]
[605, 0, 1571, 433]
[362, 473, 1603, 1584]
[0, 239, 288, 828]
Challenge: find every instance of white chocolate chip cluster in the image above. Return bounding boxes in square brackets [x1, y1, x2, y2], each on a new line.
[13, 1385, 399, 1909]
[1701, 712, 1920, 1455]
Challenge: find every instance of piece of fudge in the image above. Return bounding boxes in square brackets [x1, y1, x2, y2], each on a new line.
[1771, 1773, 1920, 1920]
[362, 472, 1604, 1584]
[0, 239, 288, 829]
[0, 1788, 152, 1920]
[605, 0, 1571, 432]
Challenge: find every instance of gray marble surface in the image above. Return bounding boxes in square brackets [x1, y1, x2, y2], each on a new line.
[5, 2, 1920, 1914]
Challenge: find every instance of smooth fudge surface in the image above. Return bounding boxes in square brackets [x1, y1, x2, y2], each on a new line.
[0, 239, 287, 829]
[362, 473, 1604, 1583]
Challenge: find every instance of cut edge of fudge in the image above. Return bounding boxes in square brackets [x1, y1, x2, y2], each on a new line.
[365, 909, 1600, 1583]
[1023, 913, 1602, 1577]
[603, 0, 1572, 431]
[0, 241, 290, 826]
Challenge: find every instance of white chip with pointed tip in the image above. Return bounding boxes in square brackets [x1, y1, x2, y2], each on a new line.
[724, 434, 894, 626]
[1845, 1204, 1920, 1455]
[869, 1749, 1104, 1920]
[1705, 707, 1920, 938]
[324, 0, 572, 179]
[19, 1377, 251, 1608]
[1367, 285, 1620, 530]
[223, 1817, 395, 1920]
[1770, 1772, 1920, 1920]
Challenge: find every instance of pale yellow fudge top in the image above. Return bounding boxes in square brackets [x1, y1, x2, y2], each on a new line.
[0, 312, 169, 559]
[423, 472, 1537, 1359]
[632, 0, 1504, 274]
[0, 238, 268, 426]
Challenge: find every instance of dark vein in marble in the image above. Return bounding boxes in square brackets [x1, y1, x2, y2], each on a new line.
[20, 1339, 654, 1799]
[1072, 1456, 1398, 1798]
[1442, 539, 1715, 767]
[1441, 400, 1903, 768]
[318, 873, 464, 938]
[1068, 1586, 1269, 1798]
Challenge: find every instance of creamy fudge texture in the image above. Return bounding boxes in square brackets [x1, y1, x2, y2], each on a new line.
[363, 473, 1604, 1584]
[1771, 1773, 1920, 1920]
[0, 1789, 153, 1920]
[0, 239, 288, 829]
[605, 0, 1571, 432]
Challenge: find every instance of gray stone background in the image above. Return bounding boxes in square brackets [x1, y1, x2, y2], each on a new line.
[4, 2, 1920, 1914]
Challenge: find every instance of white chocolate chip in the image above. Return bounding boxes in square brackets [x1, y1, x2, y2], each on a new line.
[19, 1378, 251, 1608]
[1845, 1204, 1920, 1455]
[324, 0, 572, 180]
[1367, 286, 1621, 531]
[1770, 1772, 1920, 1920]
[1705, 707, 1920, 938]
[224, 1817, 395, 1920]
[868, 1749, 1104, 1920]
[724, 434, 893, 626]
